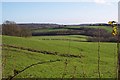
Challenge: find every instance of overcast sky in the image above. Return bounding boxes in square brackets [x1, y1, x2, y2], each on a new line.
[1, 0, 119, 24]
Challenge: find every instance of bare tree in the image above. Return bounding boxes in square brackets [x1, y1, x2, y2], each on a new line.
[2, 20, 31, 37]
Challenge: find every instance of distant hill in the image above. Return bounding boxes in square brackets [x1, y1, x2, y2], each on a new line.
[17, 23, 120, 29]
[17, 23, 64, 29]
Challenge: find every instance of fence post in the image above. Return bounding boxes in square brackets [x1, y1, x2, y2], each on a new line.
[117, 1, 120, 80]
[98, 28, 101, 78]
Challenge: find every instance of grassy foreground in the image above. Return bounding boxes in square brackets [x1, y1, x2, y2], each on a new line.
[2, 35, 117, 78]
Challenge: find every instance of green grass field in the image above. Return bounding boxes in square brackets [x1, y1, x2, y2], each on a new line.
[2, 35, 117, 78]
[66, 26, 112, 32]
[32, 28, 69, 33]
[32, 26, 112, 33]
[31, 35, 88, 42]
[84, 26, 112, 32]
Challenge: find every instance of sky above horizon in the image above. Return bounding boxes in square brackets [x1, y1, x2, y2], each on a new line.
[1, 1, 119, 24]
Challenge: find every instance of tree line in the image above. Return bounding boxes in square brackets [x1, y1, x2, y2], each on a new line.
[2, 21, 32, 37]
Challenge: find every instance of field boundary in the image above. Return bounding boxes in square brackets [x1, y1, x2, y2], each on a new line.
[39, 38, 86, 42]
[2, 44, 84, 58]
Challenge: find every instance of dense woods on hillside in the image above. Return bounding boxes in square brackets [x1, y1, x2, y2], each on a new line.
[32, 27, 117, 42]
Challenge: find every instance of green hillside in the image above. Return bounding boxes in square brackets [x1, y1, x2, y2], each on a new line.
[2, 35, 117, 78]
[32, 26, 112, 33]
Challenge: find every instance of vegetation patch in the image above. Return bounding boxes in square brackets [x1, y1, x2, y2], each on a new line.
[3, 44, 84, 58]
